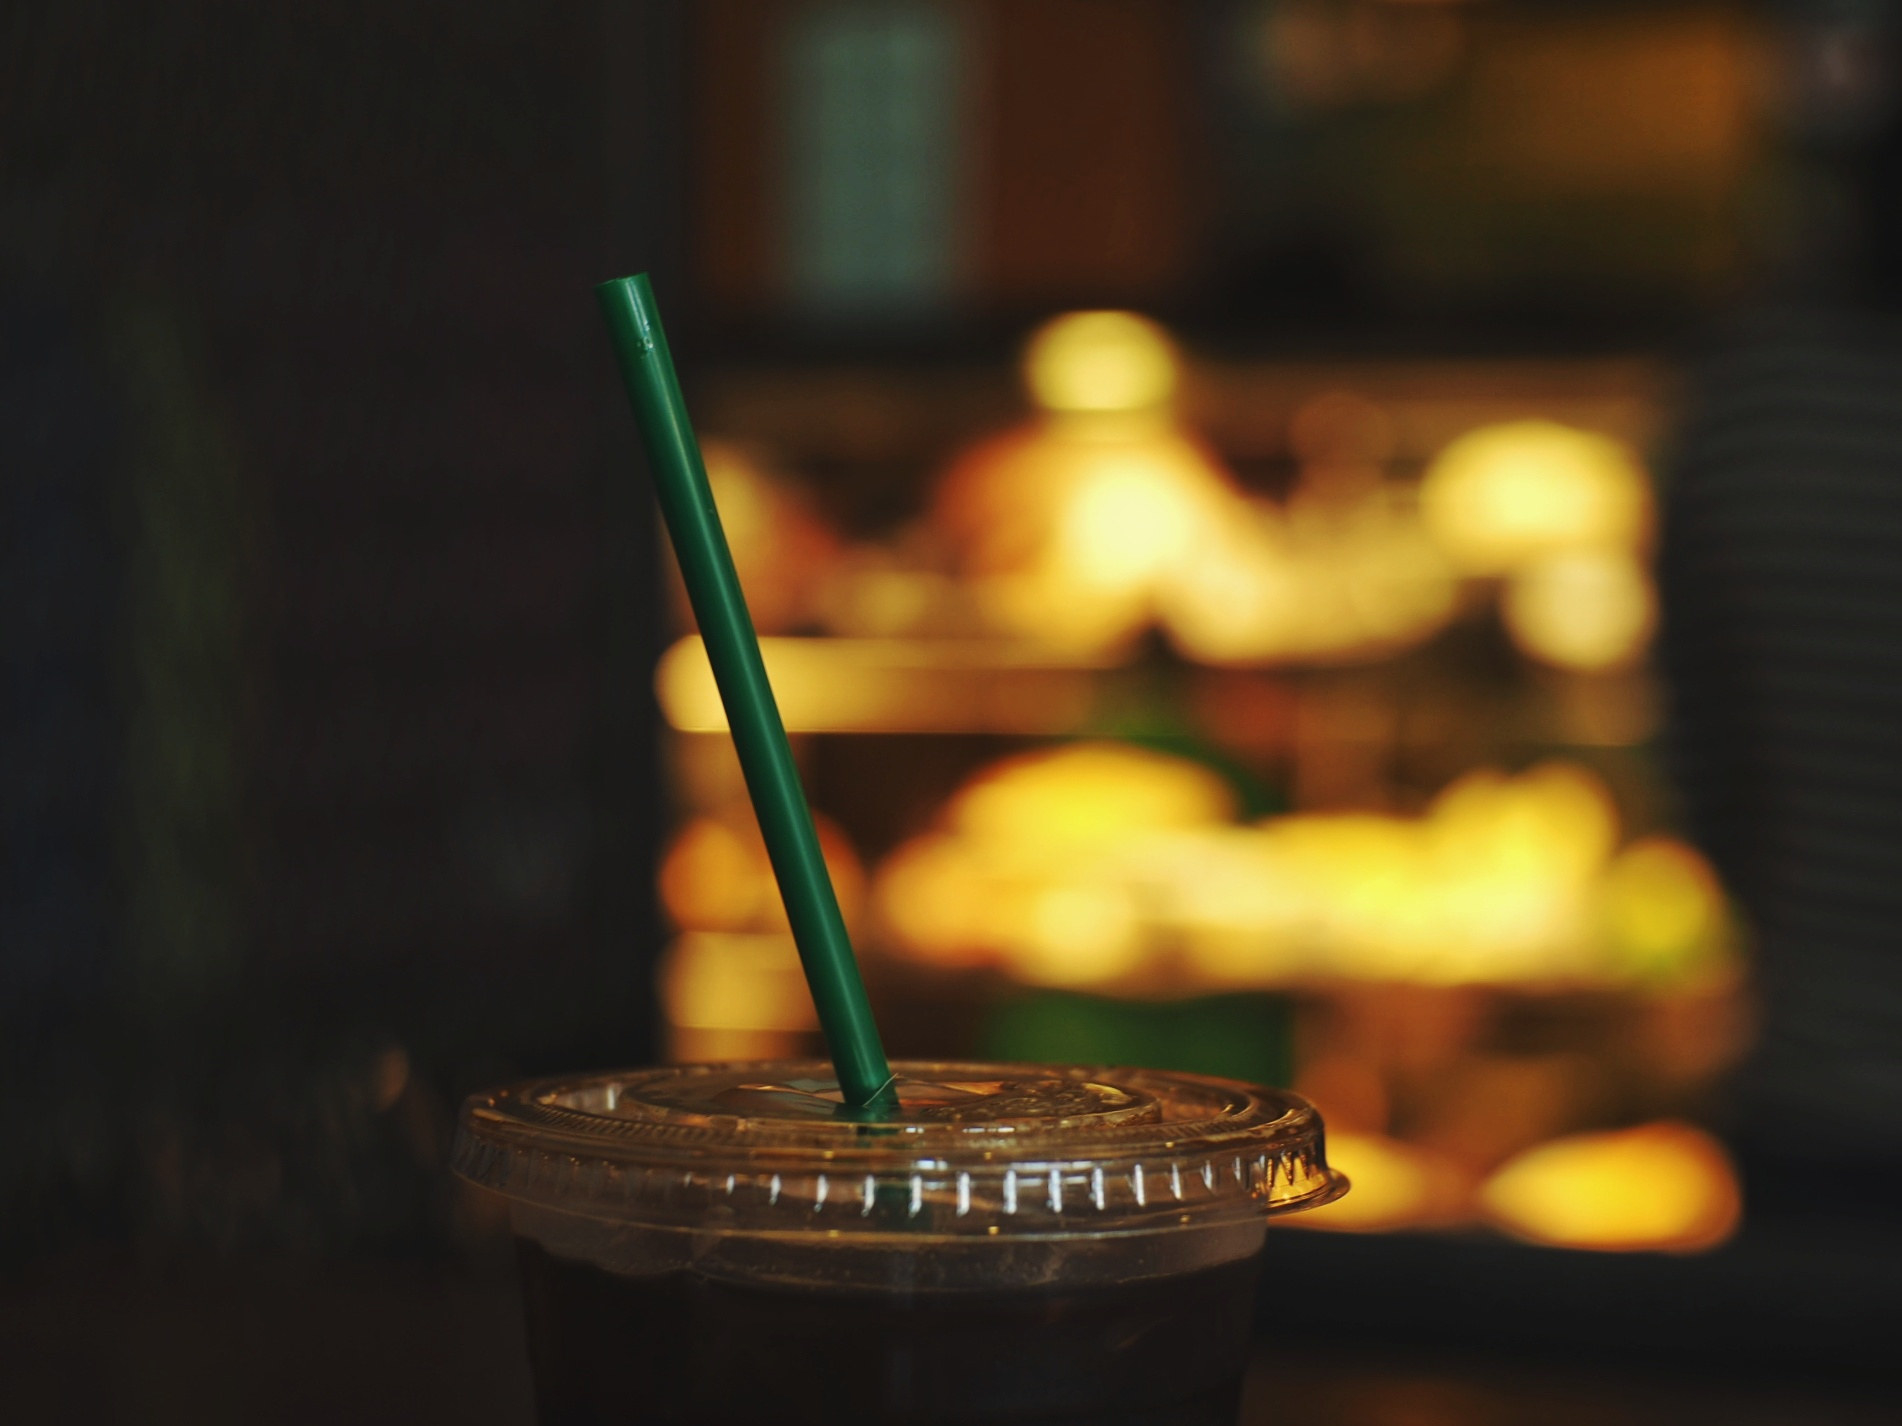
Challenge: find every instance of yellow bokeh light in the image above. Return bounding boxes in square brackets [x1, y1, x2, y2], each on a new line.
[873, 834, 996, 968]
[661, 932, 817, 1033]
[1293, 1132, 1463, 1232]
[950, 743, 1236, 850]
[934, 419, 1240, 655]
[1479, 1121, 1741, 1252]
[1161, 513, 1303, 662]
[1504, 549, 1657, 671]
[1428, 761, 1619, 885]
[871, 747, 1717, 991]
[1023, 311, 1180, 414]
[1160, 491, 1458, 666]
[1013, 879, 1148, 988]
[1420, 420, 1651, 575]
[680, 440, 839, 635]
[658, 817, 766, 932]
[659, 813, 865, 934]
[1056, 451, 1208, 585]
[1600, 837, 1726, 977]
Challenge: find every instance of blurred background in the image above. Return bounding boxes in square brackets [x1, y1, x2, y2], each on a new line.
[5, 2, 1901, 1422]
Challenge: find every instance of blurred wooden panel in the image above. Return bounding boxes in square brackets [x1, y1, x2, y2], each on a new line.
[1459, 9, 1761, 199]
[974, 0, 1196, 305]
[693, 0, 777, 310]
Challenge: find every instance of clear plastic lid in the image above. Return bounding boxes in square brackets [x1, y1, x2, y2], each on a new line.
[453, 1060, 1344, 1237]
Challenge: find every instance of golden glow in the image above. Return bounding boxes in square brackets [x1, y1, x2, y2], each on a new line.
[1160, 495, 1457, 665]
[1158, 513, 1301, 662]
[684, 441, 839, 635]
[660, 932, 817, 1033]
[1600, 837, 1726, 978]
[658, 817, 766, 932]
[659, 813, 864, 934]
[937, 314, 1466, 664]
[1023, 311, 1180, 414]
[872, 745, 1234, 988]
[1293, 1133, 1465, 1232]
[949, 743, 1236, 849]
[656, 636, 1109, 735]
[932, 310, 1248, 656]
[976, 437, 1238, 655]
[1502, 549, 1656, 671]
[872, 747, 1714, 990]
[1428, 761, 1618, 886]
[1420, 420, 1651, 575]
[1015, 879, 1148, 987]
[1479, 1122, 1742, 1252]
[1058, 452, 1205, 584]
[875, 835, 999, 969]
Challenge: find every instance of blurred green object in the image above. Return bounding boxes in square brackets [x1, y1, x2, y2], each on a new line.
[981, 991, 1294, 1088]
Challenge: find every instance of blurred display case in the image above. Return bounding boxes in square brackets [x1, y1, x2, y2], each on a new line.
[650, 315, 1754, 1259]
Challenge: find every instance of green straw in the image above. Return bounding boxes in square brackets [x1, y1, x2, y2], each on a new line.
[596, 273, 898, 1111]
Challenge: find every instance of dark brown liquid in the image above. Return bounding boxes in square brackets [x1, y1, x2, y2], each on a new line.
[515, 1237, 1262, 1426]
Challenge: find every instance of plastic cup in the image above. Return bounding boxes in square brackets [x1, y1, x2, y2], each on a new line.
[454, 1060, 1345, 1426]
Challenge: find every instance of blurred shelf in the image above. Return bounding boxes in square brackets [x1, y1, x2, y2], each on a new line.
[657, 635, 1658, 748]
[699, 357, 1670, 471]
[657, 636, 1115, 735]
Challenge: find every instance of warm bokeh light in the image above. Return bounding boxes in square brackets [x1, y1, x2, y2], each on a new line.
[1014, 879, 1150, 987]
[656, 636, 1109, 734]
[678, 440, 840, 634]
[1420, 419, 1651, 575]
[658, 816, 765, 932]
[940, 310, 1258, 657]
[1479, 1121, 1742, 1252]
[935, 419, 1241, 655]
[876, 835, 1006, 970]
[949, 742, 1237, 849]
[1427, 761, 1618, 887]
[1059, 449, 1207, 585]
[875, 745, 1234, 987]
[1022, 310, 1180, 414]
[932, 313, 1477, 664]
[661, 932, 819, 1064]
[661, 932, 818, 1033]
[1291, 1132, 1467, 1233]
[659, 811, 865, 934]
[1504, 549, 1657, 670]
[873, 746, 1729, 991]
[1599, 836, 1728, 979]
[1160, 492, 1457, 664]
